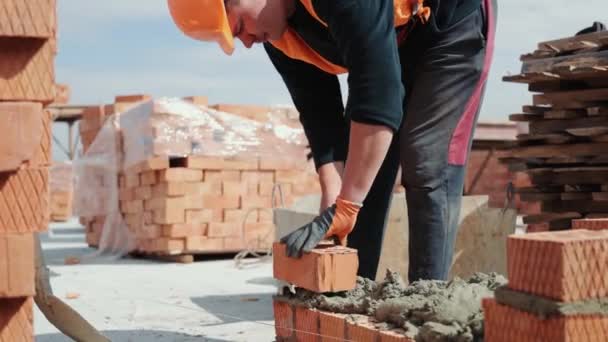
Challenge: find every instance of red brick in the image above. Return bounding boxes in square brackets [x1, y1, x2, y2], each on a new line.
[127, 156, 170, 174]
[483, 298, 608, 342]
[182, 156, 224, 170]
[185, 209, 213, 224]
[507, 230, 608, 301]
[152, 182, 187, 197]
[572, 218, 608, 231]
[187, 182, 222, 196]
[118, 187, 135, 202]
[208, 222, 241, 238]
[223, 237, 245, 251]
[0, 0, 55, 38]
[0, 38, 54, 103]
[222, 158, 259, 170]
[0, 102, 46, 171]
[123, 200, 144, 214]
[140, 170, 158, 186]
[162, 223, 206, 238]
[259, 158, 297, 171]
[134, 186, 152, 200]
[0, 297, 33, 342]
[204, 170, 240, 182]
[240, 195, 273, 209]
[0, 233, 35, 297]
[124, 171, 140, 188]
[159, 168, 203, 182]
[273, 300, 295, 340]
[185, 236, 224, 251]
[275, 170, 303, 183]
[148, 238, 185, 253]
[224, 209, 258, 223]
[295, 306, 320, 342]
[346, 316, 380, 342]
[153, 207, 185, 224]
[241, 171, 275, 183]
[258, 209, 274, 223]
[319, 311, 346, 342]
[0, 168, 49, 233]
[137, 225, 161, 239]
[202, 195, 240, 210]
[222, 181, 249, 196]
[272, 242, 358, 293]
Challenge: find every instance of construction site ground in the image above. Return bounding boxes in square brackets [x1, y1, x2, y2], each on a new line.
[34, 219, 278, 342]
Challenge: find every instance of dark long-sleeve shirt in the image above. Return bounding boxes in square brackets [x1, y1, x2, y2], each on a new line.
[264, 0, 479, 169]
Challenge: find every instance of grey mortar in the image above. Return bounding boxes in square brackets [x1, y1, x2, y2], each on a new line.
[277, 270, 507, 341]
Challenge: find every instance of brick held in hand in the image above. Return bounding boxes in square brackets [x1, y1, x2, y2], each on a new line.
[272, 242, 358, 293]
[507, 229, 608, 301]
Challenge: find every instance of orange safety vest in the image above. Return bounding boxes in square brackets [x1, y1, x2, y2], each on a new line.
[269, 0, 431, 75]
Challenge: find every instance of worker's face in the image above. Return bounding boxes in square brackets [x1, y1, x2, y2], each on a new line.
[225, 0, 291, 49]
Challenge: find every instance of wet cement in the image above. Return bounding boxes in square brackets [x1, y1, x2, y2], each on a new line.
[279, 270, 507, 341]
[494, 286, 608, 318]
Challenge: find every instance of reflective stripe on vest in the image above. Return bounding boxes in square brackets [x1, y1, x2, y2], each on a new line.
[269, 0, 431, 75]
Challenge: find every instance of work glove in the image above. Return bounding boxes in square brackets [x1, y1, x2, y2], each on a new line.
[280, 197, 362, 258]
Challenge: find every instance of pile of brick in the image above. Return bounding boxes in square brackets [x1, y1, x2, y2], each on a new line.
[484, 226, 608, 341]
[502, 31, 608, 231]
[272, 242, 414, 341]
[49, 161, 73, 222]
[77, 95, 321, 256]
[0, 0, 57, 340]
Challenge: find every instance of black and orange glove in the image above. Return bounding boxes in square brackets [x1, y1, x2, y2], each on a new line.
[280, 197, 362, 258]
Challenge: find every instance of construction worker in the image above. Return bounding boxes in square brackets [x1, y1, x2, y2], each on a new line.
[168, 0, 497, 282]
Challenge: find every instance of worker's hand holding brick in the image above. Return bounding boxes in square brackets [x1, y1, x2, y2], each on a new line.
[280, 197, 361, 258]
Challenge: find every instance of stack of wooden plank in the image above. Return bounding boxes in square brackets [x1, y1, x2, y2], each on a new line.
[502, 31, 608, 231]
[0, 0, 56, 340]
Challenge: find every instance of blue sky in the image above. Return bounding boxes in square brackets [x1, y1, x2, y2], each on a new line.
[52, 0, 608, 160]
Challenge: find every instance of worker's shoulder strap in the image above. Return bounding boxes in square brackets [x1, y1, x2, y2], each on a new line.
[268, 0, 431, 75]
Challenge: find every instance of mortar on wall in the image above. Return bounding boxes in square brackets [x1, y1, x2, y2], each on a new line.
[274, 193, 517, 282]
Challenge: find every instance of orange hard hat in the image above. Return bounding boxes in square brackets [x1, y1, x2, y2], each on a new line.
[167, 0, 235, 55]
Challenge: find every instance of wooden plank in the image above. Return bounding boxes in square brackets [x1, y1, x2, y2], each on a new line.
[543, 109, 587, 119]
[593, 192, 608, 201]
[509, 113, 543, 122]
[564, 184, 602, 192]
[522, 212, 581, 224]
[516, 133, 575, 145]
[544, 156, 591, 165]
[561, 192, 592, 200]
[519, 193, 562, 202]
[521, 49, 608, 74]
[533, 88, 608, 106]
[592, 135, 608, 142]
[523, 105, 552, 114]
[515, 186, 564, 194]
[566, 127, 608, 137]
[530, 167, 608, 185]
[529, 117, 608, 134]
[603, 184, 608, 192]
[510, 143, 608, 159]
[542, 199, 608, 213]
[535, 31, 608, 56]
[588, 107, 608, 116]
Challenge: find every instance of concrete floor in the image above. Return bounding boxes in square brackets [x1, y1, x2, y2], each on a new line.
[34, 219, 279, 342]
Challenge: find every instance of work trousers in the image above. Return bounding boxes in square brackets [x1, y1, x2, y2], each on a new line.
[347, 0, 498, 282]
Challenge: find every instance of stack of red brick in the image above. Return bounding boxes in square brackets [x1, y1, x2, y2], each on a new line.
[49, 161, 73, 222]
[272, 242, 413, 341]
[78, 95, 322, 255]
[484, 225, 608, 341]
[0, 0, 57, 340]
